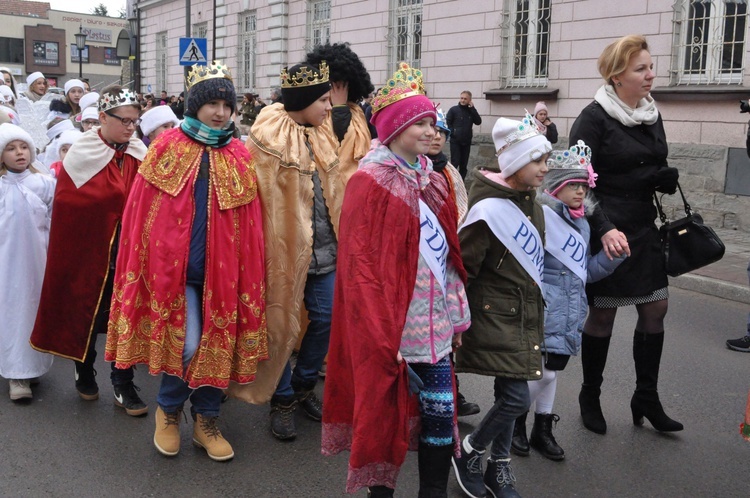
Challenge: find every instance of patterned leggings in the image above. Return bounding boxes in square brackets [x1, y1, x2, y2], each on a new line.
[409, 356, 455, 446]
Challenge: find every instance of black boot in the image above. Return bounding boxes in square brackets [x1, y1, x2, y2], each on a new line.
[510, 412, 529, 457]
[529, 413, 564, 461]
[418, 442, 453, 498]
[269, 395, 298, 441]
[457, 392, 481, 417]
[367, 486, 394, 497]
[579, 333, 610, 434]
[631, 331, 683, 432]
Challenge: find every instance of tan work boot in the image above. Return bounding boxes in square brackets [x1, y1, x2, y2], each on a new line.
[154, 406, 181, 457]
[192, 413, 234, 461]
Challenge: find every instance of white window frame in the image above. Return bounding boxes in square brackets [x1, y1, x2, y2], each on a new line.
[192, 22, 208, 40]
[156, 32, 168, 94]
[671, 0, 748, 85]
[306, 0, 331, 52]
[501, 0, 551, 88]
[237, 11, 257, 93]
[388, 0, 422, 70]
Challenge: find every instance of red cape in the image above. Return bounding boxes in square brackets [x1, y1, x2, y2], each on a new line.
[31, 141, 139, 361]
[321, 162, 466, 493]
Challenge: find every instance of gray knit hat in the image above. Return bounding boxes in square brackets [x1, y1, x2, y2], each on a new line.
[543, 140, 597, 194]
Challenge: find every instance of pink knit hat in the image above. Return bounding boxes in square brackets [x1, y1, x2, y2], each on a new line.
[370, 63, 437, 145]
[534, 101, 548, 117]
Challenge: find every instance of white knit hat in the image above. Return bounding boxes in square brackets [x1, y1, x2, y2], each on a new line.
[57, 129, 83, 148]
[81, 106, 99, 122]
[79, 92, 100, 111]
[140, 105, 179, 137]
[26, 71, 44, 87]
[0, 123, 37, 163]
[64, 79, 85, 95]
[46, 119, 75, 140]
[492, 112, 552, 179]
[0, 85, 14, 103]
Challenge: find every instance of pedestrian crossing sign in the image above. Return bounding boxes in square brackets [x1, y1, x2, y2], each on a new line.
[179, 38, 208, 66]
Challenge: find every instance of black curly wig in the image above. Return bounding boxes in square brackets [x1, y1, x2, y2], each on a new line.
[305, 42, 374, 103]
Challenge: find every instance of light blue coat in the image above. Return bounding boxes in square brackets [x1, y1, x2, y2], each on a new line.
[540, 193, 625, 356]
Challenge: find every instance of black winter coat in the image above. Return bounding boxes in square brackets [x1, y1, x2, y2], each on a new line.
[446, 104, 482, 145]
[569, 100, 670, 299]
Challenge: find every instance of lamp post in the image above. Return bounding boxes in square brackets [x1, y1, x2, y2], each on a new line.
[74, 26, 87, 79]
[128, 13, 139, 92]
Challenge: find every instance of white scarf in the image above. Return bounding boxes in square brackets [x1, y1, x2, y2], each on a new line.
[63, 129, 147, 188]
[418, 199, 448, 293]
[542, 206, 587, 283]
[461, 197, 544, 288]
[594, 85, 659, 127]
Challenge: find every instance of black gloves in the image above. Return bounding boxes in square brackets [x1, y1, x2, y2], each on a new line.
[653, 167, 679, 194]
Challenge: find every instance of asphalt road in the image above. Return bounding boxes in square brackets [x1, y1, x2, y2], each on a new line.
[1, 286, 748, 497]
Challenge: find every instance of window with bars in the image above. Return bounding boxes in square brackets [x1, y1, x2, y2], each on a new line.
[306, 0, 331, 51]
[672, 0, 748, 85]
[502, 0, 551, 88]
[389, 0, 422, 70]
[237, 11, 257, 93]
[156, 32, 168, 93]
[192, 22, 208, 39]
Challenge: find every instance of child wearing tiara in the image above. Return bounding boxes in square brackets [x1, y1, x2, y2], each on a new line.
[452, 113, 551, 498]
[322, 63, 471, 497]
[510, 141, 626, 462]
[0, 123, 55, 401]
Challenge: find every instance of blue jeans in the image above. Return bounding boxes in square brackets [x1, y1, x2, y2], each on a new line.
[274, 271, 335, 399]
[468, 377, 530, 460]
[156, 284, 223, 417]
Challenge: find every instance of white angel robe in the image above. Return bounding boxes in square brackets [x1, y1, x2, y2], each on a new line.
[0, 169, 55, 379]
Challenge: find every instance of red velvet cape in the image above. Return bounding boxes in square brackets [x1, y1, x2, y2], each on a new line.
[31, 142, 139, 361]
[321, 162, 466, 493]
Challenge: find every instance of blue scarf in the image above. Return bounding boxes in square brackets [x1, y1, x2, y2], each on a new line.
[180, 115, 235, 148]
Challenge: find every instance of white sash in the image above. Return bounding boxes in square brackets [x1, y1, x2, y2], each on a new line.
[543, 206, 588, 282]
[460, 198, 544, 288]
[418, 199, 448, 293]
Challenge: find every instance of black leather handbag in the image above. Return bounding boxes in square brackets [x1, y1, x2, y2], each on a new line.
[653, 183, 725, 277]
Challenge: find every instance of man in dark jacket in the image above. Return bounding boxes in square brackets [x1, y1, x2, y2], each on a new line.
[446, 90, 482, 178]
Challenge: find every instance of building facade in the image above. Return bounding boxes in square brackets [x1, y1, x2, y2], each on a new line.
[0, 2, 130, 91]
[132, 0, 750, 229]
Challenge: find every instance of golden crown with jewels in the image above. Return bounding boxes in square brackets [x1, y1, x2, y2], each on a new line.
[280, 61, 330, 88]
[371, 62, 425, 114]
[98, 88, 139, 112]
[186, 61, 233, 89]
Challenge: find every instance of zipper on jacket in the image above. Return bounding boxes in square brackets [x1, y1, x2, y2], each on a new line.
[496, 248, 509, 270]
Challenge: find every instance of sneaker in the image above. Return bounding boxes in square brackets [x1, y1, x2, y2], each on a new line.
[9, 379, 32, 401]
[726, 335, 750, 352]
[74, 364, 99, 401]
[113, 382, 148, 416]
[484, 458, 520, 498]
[154, 406, 182, 457]
[452, 436, 487, 498]
[270, 399, 298, 441]
[457, 392, 481, 417]
[296, 389, 323, 421]
[192, 413, 234, 461]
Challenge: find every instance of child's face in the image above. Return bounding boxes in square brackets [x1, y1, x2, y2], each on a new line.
[67, 87, 84, 105]
[296, 91, 332, 127]
[508, 154, 549, 190]
[197, 100, 232, 129]
[428, 127, 447, 156]
[2, 140, 31, 172]
[59, 144, 71, 161]
[391, 117, 436, 161]
[148, 122, 176, 141]
[555, 181, 588, 209]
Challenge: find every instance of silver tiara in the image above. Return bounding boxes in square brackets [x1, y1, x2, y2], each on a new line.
[98, 89, 138, 112]
[547, 140, 592, 170]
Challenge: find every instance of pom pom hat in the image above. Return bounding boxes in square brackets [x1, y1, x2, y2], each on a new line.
[370, 62, 437, 145]
[0, 123, 37, 163]
[492, 111, 552, 179]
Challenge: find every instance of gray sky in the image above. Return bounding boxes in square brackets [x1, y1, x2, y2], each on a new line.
[48, 0, 127, 17]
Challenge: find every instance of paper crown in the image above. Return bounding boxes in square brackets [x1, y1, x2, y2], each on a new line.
[495, 110, 543, 156]
[371, 62, 425, 114]
[280, 61, 330, 89]
[186, 61, 233, 89]
[98, 89, 139, 113]
[547, 140, 592, 170]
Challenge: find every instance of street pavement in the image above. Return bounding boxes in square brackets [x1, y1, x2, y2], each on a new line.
[1, 228, 749, 497]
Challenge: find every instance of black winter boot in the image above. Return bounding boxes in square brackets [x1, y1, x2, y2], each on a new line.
[367, 486, 394, 497]
[510, 412, 529, 457]
[631, 331, 683, 432]
[483, 458, 520, 498]
[529, 413, 564, 461]
[417, 442, 453, 497]
[269, 396, 298, 441]
[579, 333, 610, 434]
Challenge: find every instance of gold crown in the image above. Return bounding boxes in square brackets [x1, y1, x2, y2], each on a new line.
[371, 62, 425, 114]
[280, 61, 330, 88]
[186, 61, 233, 89]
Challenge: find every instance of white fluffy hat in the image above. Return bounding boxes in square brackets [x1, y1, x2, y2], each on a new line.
[81, 106, 99, 122]
[79, 92, 100, 111]
[26, 71, 44, 86]
[46, 119, 75, 140]
[58, 129, 83, 147]
[0, 85, 14, 103]
[64, 79, 85, 95]
[0, 123, 37, 163]
[492, 112, 552, 179]
[140, 105, 180, 137]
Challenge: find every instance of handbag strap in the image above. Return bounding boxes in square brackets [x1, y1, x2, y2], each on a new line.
[653, 181, 692, 225]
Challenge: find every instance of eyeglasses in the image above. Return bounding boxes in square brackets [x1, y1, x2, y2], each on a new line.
[106, 112, 140, 127]
[565, 183, 590, 192]
[82, 120, 99, 126]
